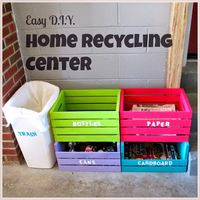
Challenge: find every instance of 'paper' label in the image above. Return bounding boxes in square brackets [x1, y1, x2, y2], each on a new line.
[147, 121, 170, 127]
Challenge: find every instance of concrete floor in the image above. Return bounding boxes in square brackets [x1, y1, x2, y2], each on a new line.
[3, 163, 197, 198]
[3, 132, 198, 198]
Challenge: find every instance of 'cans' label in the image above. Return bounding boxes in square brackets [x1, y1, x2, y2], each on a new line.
[79, 160, 96, 165]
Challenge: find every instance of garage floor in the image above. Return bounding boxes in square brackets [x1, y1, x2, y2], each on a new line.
[3, 131, 198, 198]
[3, 162, 197, 198]
[3, 131, 197, 198]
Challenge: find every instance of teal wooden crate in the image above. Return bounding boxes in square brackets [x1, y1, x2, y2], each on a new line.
[121, 142, 189, 172]
[49, 89, 120, 142]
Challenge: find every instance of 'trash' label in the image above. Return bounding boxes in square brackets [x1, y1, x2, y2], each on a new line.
[18, 131, 37, 137]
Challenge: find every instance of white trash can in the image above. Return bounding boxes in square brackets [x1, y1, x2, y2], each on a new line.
[3, 81, 60, 168]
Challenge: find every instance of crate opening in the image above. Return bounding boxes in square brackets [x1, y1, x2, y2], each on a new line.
[58, 142, 118, 152]
[124, 142, 182, 160]
[122, 89, 188, 112]
[124, 102, 183, 112]
[55, 90, 120, 112]
[64, 102, 117, 111]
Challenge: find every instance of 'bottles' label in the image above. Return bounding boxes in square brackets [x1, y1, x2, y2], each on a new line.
[73, 121, 101, 127]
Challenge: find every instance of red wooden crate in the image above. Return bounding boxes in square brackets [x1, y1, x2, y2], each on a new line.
[120, 88, 192, 142]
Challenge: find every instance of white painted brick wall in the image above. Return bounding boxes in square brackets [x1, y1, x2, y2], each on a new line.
[13, 3, 118, 29]
[24, 54, 120, 80]
[118, 3, 171, 26]
[119, 54, 167, 79]
[13, 3, 171, 89]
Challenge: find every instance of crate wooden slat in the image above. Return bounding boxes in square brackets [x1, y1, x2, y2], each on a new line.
[54, 135, 119, 142]
[120, 88, 192, 142]
[55, 142, 121, 172]
[51, 120, 119, 127]
[50, 89, 120, 142]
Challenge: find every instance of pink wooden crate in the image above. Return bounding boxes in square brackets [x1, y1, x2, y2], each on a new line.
[120, 88, 192, 142]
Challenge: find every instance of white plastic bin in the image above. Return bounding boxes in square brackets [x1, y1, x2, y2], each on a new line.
[3, 81, 60, 168]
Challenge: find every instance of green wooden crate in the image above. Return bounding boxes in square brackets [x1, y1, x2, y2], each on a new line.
[49, 89, 120, 142]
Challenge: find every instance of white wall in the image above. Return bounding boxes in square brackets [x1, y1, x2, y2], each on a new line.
[13, 3, 171, 89]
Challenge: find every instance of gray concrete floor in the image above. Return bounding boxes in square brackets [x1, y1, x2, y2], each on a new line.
[3, 163, 197, 198]
[3, 132, 198, 198]
[3, 130, 198, 198]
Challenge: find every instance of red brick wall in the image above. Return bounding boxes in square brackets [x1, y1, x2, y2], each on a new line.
[2, 3, 26, 164]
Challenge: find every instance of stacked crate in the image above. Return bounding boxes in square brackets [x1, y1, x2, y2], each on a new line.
[120, 88, 192, 172]
[50, 89, 121, 172]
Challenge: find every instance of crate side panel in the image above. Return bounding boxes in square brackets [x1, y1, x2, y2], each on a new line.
[54, 134, 120, 142]
[122, 88, 182, 95]
[124, 95, 180, 103]
[56, 152, 120, 159]
[65, 96, 118, 103]
[49, 91, 65, 114]
[120, 119, 192, 127]
[52, 119, 119, 127]
[65, 103, 116, 111]
[180, 89, 193, 113]
[50, 111, 119, 119]
[54, 127, 119, 135]
[176, 142, 190, 160]
[121, 159, 187, 166]
[64, 89, 120, 97]
[121, 135, 189, 142]
[121, 127, 190, 134]
[120, 111, 191, 118]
